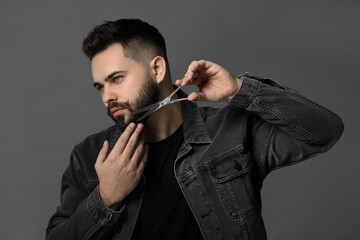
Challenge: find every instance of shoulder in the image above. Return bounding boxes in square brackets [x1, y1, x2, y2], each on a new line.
[199, 104, 250, 139]
[68, 125, 119, 185]
[73, 125, 118, 155]
[199, 104, 249, 122]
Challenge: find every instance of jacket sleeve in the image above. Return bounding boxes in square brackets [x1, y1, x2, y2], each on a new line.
[46, 148, 124, 240]
[229, 73, 344, 179]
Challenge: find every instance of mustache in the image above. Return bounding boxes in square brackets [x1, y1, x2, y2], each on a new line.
[107, 100, 133, 114]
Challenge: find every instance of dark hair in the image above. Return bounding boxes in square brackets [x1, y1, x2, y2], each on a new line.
[82, 19, 168, 65]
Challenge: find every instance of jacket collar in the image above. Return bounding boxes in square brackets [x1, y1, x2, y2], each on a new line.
[177, 88, 212, 144]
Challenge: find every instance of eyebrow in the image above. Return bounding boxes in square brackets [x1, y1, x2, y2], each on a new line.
[93, 70, 128, 89]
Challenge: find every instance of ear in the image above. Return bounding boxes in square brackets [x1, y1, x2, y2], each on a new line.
[149, 56, 167, 84]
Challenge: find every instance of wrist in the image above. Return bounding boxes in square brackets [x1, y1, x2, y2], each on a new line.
[107, 202, 122, 211]
[99, 186, 123, 211]
[227, 77, 243, 102]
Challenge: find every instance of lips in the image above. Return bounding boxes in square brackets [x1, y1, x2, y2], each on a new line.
[110, 107, 125, 118]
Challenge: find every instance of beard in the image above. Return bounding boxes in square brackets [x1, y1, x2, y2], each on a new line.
[106, 73, 159, 131]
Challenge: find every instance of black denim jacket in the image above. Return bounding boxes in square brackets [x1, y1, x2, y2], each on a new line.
[47, 74, 344, 240]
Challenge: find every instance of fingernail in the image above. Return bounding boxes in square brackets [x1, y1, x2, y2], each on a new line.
[184, 73, 188, 79]
[137, 123, 143, 129]
[129, 123, 135, 129]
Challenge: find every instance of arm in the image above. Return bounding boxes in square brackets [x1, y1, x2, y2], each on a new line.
[177, 60, 344, 178]
[46, 155, 123, 240]
[47, 123, 148, 239]
[230, 73, 343, 178]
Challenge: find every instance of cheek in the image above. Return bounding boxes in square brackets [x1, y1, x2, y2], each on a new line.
[101, 94, 108, 105]
[125, 82, 143, 100]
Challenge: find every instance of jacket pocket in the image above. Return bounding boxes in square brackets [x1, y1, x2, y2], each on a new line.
[208, 144, 254, 220]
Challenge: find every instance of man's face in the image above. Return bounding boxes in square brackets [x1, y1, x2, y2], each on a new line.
[91, 44, 159, 130]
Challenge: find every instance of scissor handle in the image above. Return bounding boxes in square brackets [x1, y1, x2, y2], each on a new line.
[169, 98, 188, 104]
[167, 85, 182, 99]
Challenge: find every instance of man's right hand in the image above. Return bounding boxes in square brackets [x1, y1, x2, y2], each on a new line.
[95, 123, 148, 211]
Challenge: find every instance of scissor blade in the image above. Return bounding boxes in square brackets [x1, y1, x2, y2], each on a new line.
[132, 85, 189, 122]
[134, 102, 160, 114]
[133, 103, 160, 122]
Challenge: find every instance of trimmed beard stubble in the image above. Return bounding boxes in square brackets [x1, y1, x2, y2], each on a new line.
[106, 74, 159, 130]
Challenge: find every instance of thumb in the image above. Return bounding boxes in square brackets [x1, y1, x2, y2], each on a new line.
[96, 140, 109, 165]
[187, 91, 207, 102]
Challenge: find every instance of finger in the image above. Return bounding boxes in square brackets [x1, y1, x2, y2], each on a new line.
[175, 79, 183, 86]
[112, 122, 136, 155]
[181, 72, 201, 87]
[188, 91, 207, 102]
[182, 60, 209, 86]
[95, 140, 109, 167]
[175, 74, 198, 86]
[136, 145, 148, 174]
[130, 132, 145, 163]
[189, 60, 209, 73]
[122, 123, 145, 159]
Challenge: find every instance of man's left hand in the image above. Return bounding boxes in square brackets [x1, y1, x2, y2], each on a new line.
[175, 60, 243, 102]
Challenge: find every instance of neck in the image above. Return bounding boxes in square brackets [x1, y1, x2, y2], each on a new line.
[143, 84, 183, 143]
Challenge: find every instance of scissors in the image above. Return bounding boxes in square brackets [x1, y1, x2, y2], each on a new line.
[133, 85, 190, 122]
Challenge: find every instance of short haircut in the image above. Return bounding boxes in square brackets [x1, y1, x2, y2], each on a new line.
[82, 19, 168, 66]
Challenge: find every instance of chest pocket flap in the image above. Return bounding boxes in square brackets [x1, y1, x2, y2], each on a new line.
[208, 144, 252, 183]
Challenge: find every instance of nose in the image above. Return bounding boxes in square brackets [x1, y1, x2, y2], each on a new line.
[102, 86, 118, 105]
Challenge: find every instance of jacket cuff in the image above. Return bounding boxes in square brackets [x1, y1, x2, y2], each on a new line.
[87, 186, 124, 226]
[228, 73, 261, 108]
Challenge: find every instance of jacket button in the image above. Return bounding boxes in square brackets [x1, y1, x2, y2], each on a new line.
[230, 211, 237, 218]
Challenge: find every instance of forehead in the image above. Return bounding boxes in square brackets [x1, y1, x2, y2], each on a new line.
[91, 43, 143, 82]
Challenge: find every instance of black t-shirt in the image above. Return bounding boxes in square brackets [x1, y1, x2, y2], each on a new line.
[130, 126, 204, 240]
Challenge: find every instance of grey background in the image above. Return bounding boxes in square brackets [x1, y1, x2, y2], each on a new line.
[0, 0, 359, 239]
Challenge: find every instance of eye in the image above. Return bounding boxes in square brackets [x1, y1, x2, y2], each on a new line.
[97, 85, 104, 91]
[113, 75, 123, 82]
[93, 83, 104, 92]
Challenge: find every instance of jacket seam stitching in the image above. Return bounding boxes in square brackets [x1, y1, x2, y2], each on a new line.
[253, 98, 322, 146]
[74, 150, 90, 192]
[242, 79, 261, 109]
[204, 109, 220, 119]
[81, 220, 101, 240]
[252, 156, 267, 180]
[73, 149, 90, 191]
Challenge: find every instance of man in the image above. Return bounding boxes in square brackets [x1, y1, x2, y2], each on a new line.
[46, 19, 344, 240]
